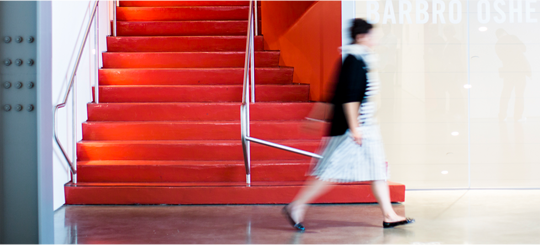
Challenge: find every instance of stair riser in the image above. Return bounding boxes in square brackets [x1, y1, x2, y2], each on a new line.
[117, 21, 247, 36]
[82, 122, 327, 140]
[65, 184, 406, 204]
[121, 1, 251, 7]
[99, 68, 293, 85]
[77, 162, 311, 182]
[117, 6, 260, 21]
[107, 36, 264, 52]
[103, 52, 279, 68]
[96, 85, 309, 103]
[77, 142, 320, 161]
[87, 103, 314, 121]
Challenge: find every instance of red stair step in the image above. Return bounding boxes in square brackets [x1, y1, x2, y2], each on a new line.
[65, 181, 406, 204]
[106, 36, 264, 52]
[77, 160, 312, 183]
[120, 1, 251, 7]
[117, 6, 257, 21]
[82, 121, 327, 140]
[99, 68, 292, 85]
[87, 103, 315, 121]
[96, 85, 309, 102]
[117, 21, 247, 36]
[102, 52, 280, 68]
[77, 140, 320, 161]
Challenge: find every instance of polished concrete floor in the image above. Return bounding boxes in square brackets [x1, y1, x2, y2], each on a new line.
[54, 190, 540, 244]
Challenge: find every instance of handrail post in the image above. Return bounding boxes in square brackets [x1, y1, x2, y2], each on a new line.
[250, 11, 255, 103]
[95, 1, 100, 104]
[113, 0, 117, 36]
[254, 0, 258, 36]
[72, 76, 78, 183]
[241, 0, 254, 187]
[241, 105, 251, 187]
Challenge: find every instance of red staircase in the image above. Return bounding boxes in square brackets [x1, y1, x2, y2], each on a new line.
[65, 1, 405, 205]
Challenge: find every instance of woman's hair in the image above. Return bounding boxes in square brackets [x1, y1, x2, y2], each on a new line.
[350, 18, 373, 41]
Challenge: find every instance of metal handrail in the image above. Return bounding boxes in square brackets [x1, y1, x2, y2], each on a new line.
[240, 0, 322, 187]
[53, 1, 100, 183]
[254, 0, 258, 36]
[240, 0, 255, 187]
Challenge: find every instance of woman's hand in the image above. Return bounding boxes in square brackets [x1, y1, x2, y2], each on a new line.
[350, 129, 363, 145]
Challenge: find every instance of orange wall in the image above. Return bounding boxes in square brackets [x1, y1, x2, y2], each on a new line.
[261, 1, 342, 102]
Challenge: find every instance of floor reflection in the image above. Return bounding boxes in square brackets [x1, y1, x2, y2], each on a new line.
[55, 191, 540, 244]
[55, 203, 405, 244]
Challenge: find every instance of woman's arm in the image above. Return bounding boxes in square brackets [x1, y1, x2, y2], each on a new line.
[343, 102, 362, 145]
[338, 55, 367, 143]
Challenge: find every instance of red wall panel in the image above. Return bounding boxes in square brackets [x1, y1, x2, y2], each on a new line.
[261, 1, 342, 101]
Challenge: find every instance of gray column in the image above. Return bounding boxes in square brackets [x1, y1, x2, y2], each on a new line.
[0, 1, 52, 243]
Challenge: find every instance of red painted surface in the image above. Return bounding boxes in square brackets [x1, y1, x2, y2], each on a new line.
[107, 36, 264, 52]
[65, 182, 405, 204]
[121, 1, 251, 7]
[261, 1, 342, 101]
[260, 1, 316, 37]
[102, 52, 280, 68]
[77, 160, 312, 182]
[86, 103, 315, 121]
[95, 85, 309, 102]
[66, 0, 406, 205]
[98, 68, 292, 85]
[117, 6, 261, 21]
[77, 140, 320, 161]
[117, 21, 248, 36]
[82, 121, 326, 140]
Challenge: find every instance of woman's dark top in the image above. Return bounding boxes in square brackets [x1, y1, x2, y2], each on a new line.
[328, 54, 369, 136]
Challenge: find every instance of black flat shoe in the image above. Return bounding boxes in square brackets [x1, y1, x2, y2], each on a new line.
[282, 206, 305, 231]
[383, 218, 415, 228]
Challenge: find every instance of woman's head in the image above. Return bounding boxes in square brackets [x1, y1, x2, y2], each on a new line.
[350, 18, 374, 47]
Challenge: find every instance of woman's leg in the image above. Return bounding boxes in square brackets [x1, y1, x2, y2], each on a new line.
[371, 180, 406, 222]
[287, 177, 334, 223]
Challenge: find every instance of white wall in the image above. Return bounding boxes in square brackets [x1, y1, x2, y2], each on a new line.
[38, 2, 55, 243]
[52, 0, 109, 210]
[342, 1, 356, 50]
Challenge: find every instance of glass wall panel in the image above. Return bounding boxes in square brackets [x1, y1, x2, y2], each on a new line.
[355, 0, 540, 188]
[469, 0, 540, 188]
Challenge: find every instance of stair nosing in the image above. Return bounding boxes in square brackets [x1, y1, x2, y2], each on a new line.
[118, 6, 250, 9]
[78, 159, 312, 164]
[78, 139, 320, 144]
[83, 121, 309, 124]
[88, 102, 313, 105]
[98, 84, 306, 88]
[66, 181, 379, 188]
[99, 67, 290, 71]
[117, 20, 249, 23]
[108, 35, 263, 38]
[103, 51, 279, 54]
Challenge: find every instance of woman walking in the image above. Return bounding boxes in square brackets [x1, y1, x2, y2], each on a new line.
[282, 18, 414, 231]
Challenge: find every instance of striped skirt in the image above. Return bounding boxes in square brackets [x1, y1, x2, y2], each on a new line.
[309, 119, 388, 183]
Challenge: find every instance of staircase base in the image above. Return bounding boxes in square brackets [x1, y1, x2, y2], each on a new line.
[65, 181, 405, 205]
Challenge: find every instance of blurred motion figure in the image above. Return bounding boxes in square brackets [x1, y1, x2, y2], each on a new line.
[282, 19, 414, 231]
